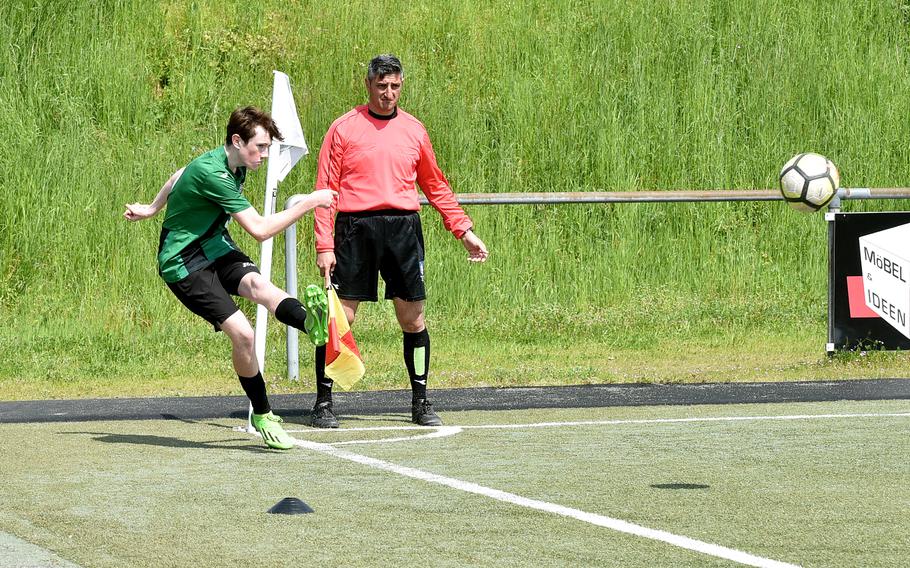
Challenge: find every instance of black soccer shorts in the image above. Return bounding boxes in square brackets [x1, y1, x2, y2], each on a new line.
[332, 210, 426, 302]
[165, 250, 260, 331]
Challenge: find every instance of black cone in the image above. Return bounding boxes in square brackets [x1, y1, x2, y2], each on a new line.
[268, 497, 314, 514]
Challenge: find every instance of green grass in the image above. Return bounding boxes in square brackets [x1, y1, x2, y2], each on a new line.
[0, 399, 907, 566]
[3, 294, 910, 400]
[3, 0, 910, 392]
[4, 314, 910, 400]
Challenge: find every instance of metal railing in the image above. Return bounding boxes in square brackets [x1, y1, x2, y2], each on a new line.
[281, 187, 910, 379]
[410, 187, 910, 205]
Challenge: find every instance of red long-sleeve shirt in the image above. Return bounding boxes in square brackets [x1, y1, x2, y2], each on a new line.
[313, 105, 472, 252]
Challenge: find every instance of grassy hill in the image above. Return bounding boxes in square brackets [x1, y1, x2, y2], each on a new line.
[2, 0, 910, 397]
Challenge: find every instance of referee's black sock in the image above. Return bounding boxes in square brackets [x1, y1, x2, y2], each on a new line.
[274, 297, 308, 330]
[403, 329, 430, 401]
[238, 372, 270, 415]
[315, 344, 333, 404]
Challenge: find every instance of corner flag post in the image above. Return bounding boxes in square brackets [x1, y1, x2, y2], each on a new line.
[247, 71, 308, 430]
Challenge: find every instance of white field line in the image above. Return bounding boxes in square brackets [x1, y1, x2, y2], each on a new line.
[457, 411, 910, 429]
[282, 425, 463, 445]
[285, 411, 910, 438]
[292, 437, 799, 568]
[289, 425, 436, 433]
[328, 426, 463, 446]
[273, 412, 908, 565]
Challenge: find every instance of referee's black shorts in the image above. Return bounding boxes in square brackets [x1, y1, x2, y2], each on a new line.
[332, 210, 425, 302]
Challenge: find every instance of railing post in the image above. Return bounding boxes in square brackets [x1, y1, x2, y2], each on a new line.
[284, 195, 304, 381]
[824, 190, 844, 355]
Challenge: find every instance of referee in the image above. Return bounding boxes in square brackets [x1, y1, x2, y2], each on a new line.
[311, 54, 489, 428]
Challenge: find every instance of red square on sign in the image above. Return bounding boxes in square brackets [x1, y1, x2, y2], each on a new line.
[846, 276, 880, 318]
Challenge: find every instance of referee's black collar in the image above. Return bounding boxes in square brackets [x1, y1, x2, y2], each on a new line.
[368, 107, 398, 121]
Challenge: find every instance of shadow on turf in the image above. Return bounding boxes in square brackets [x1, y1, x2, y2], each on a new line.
[650, 483, 711, 490]
[160, 413, 236, 429]
[62, 431, 273, 452]
[275, 412, 413, 427]
[160, 410, 413, 429]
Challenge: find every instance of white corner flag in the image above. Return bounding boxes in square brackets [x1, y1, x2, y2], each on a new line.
[248, 71, 308, 430]
[268, 71, 308, 184]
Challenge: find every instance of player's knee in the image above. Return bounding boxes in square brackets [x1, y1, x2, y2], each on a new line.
[240, 273, 272, 302]
[233, 329, 255, 352]
[399, 318, 425, 334]
[240, 272, 263, 296]
[223, 320, 255, 349]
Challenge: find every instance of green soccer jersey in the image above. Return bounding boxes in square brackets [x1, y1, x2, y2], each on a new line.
[157, 146, 253, 283]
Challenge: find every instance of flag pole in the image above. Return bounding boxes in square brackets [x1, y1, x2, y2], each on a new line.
[253, 145, 280, 376]
[246, 70, 308, 432]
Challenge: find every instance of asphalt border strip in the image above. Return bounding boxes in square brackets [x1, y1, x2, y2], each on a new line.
[0, 378, 907, 423]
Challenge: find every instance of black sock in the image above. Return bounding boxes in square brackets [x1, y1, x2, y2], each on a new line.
[315, 344, 333, 404]
[403, 329, 430, 401]
[275, 297, 308, 330]
[238, 372, 270, 414]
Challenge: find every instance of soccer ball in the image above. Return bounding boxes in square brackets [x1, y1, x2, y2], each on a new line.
[779, 153, 840, 212]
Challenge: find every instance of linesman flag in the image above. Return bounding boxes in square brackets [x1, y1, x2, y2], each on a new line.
[325, 287, 365, 390]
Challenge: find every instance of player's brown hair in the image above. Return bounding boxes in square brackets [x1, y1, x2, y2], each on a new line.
[225, 106, 283, 145]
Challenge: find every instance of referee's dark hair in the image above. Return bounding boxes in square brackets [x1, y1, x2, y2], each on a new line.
[367, 54, 404, 81]
[225, 106, 283, 145]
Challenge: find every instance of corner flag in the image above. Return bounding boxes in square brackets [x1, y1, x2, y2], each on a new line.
[247, 70, 309, 433]
[254, 71, 309, 374]
[325, 287, 365, 390]
[268, 71, 308, 182]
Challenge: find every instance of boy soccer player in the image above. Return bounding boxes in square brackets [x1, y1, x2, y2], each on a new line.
[125, 106, 336, 449]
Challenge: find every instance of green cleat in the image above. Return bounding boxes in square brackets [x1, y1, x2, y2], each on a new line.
[303, 284, 329, 347]
[251, 412, 295, 450]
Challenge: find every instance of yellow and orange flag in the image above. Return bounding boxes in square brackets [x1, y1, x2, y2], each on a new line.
[324, 286, 365, 390]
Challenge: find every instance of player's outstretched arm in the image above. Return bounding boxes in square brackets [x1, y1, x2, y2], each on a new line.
[123, 167, 185, 222]
[232, 189, 336, 242]
[460, 230, 489, 263]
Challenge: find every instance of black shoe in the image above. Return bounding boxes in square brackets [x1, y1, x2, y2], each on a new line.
[310, 401, 339, 428]
[411, 399, 443, 426]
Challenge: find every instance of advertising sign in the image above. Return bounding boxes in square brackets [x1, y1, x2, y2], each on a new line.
[858, 223, 910, 339]
[829, 212, 910, 351]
